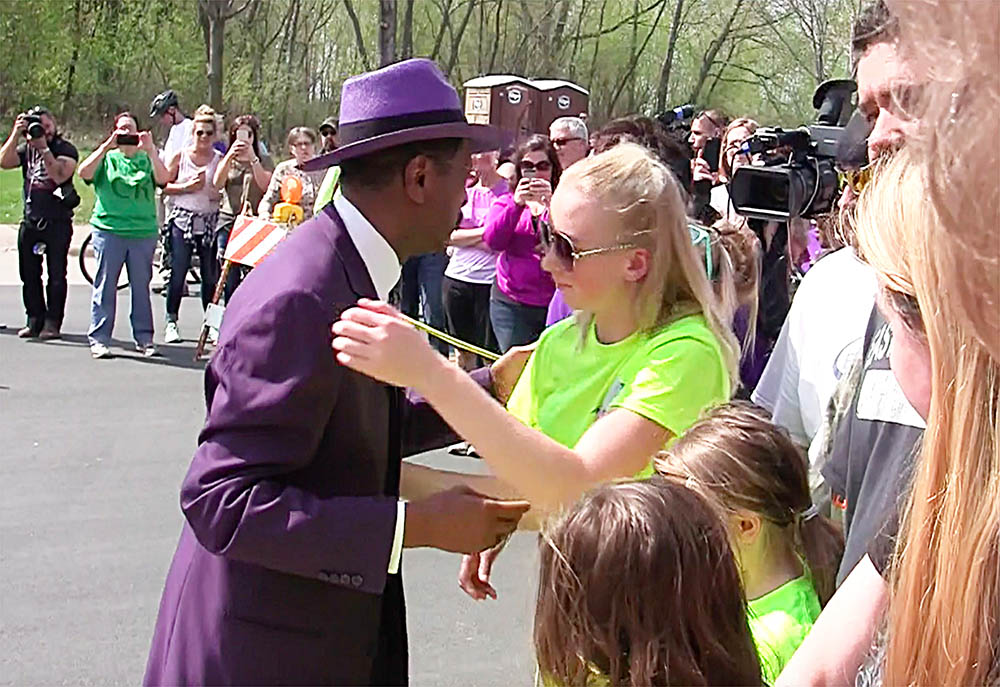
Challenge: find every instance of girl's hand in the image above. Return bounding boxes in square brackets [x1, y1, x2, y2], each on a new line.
[458, 542, 504, 600]
[332, 299, 443, 388]
[229, 140, 251, 160]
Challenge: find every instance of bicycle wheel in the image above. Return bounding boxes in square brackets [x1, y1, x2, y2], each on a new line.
[79, 232, 129, 291]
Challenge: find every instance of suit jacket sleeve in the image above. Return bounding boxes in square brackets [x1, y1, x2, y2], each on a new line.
[180, 290, 396, 595]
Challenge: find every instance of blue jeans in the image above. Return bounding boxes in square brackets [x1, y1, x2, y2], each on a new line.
[166, 223, 214, 321]
[489, 290, 548, 353]
[400, 252, 449, 355]
[88, 229, 157, 346]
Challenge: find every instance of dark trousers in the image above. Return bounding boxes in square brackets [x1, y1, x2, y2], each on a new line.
[166, 224, 213, 320]
[442, 276, 496, 365]
[17, 216, 72, 330]
[400, 252, 449, 355]
[489, 289, 548, 353]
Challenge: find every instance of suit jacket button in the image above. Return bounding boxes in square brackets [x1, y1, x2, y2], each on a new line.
[340, 573, 352, 585]
[351, 575, 363, 587]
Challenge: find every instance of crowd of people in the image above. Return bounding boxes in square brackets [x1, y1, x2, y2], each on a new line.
[1, 89, 342, 354]
[3, 0, 997, 683]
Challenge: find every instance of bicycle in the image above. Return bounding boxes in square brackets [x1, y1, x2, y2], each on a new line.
[79, 229, 202, 291]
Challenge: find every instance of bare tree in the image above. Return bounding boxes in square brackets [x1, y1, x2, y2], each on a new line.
[401, 0, 416, 59]
[198, 0, 258, 109]
[655, 0, 686, 112]
[379, 0, 397, 66]
[342, 0, 370, 70]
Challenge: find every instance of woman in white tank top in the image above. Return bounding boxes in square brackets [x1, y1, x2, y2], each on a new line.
[161, 106, 223, 343]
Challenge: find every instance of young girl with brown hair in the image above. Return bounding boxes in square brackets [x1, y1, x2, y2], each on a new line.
[657, 401, 844, 681]
[535, 478, 763, 686]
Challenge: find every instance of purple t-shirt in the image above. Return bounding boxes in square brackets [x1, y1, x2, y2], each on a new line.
[482, 194, 556, 307]
[445, 180, 508, 284]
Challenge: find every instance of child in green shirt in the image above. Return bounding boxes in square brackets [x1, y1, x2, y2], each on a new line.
[534, 478, 763, 686]
[657, 402, 845, 682]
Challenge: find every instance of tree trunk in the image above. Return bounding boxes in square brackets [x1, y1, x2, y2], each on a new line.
[379, 0, 396, 66]
[62, 0, 84, 118]
[445, 0, 478, 77]
[207, 12, 226, 108]
[655, 0, 685, 112]
[401, 0, 415, 59]
[342, 0, 370, 69]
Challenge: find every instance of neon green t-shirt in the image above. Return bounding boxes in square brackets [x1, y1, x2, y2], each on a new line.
[506, 313, 730, 476]
[85, 150, 158, 237]
[748, 575, 822, 682]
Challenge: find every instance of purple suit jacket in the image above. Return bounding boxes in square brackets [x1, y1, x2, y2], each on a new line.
[144, 205, 457, 686]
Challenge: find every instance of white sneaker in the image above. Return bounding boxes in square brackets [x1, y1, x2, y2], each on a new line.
[164, 321, 182, 344]
[136, 342, 160, 358]
[90, 342, 112, 359]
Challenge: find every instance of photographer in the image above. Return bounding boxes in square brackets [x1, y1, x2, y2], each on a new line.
[78, 112, 169, 359]
[0, 107, 79, 340]
[688, 109, 726, 225]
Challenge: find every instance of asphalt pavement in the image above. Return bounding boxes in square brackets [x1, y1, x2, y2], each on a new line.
[0, 284, 537, 686]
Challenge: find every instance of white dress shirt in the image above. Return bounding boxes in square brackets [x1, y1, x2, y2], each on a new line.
[333, 194, 407, 574]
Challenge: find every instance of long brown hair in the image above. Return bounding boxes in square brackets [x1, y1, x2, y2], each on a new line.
[656, 402, 845, 605]
[534, 478, 763, 686]
[856, 148, 1000, 684]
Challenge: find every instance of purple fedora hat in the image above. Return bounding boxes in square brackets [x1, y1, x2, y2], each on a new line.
[303, 59, 499, 170]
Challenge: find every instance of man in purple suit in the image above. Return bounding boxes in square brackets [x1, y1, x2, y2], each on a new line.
[144, 59, 528, 686]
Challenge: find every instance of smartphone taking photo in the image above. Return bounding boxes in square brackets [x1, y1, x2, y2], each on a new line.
[116, 134, 140, 146]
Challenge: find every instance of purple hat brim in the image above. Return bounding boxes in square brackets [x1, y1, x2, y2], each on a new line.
[303, 121, 501, 171]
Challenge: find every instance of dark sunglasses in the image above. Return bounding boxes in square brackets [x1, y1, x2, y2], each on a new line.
[194, 129, 215, 137]
[519, 160, 552, 174]
[539, 219, 650, 268]
[551, 137, 582, 147]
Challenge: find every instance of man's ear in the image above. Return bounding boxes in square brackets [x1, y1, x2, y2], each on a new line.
[402, 154, 430, 204]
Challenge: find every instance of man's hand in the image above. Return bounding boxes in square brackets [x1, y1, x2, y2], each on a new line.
[691, 156, 717, 184]
[11, 114, 27, 138]
[490, 342, 535, 404]
[458, 542, 505, 600]
[404, 485, 529, 554]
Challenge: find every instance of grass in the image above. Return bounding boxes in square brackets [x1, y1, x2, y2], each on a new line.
[0, 149, 97, 224]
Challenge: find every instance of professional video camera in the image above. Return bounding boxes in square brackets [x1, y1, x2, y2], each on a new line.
[729, 80, 862, 221]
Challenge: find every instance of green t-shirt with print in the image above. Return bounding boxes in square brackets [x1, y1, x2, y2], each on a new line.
[748, 575, 822, 683]
[85, 149, 158, 237]
[505, 313, 731, 476]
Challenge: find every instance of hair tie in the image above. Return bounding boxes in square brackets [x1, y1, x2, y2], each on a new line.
[799, 504, 819, 523]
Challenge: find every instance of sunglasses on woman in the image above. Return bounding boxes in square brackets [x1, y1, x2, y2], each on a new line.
[539, 219, 651, 269]
[519, 160, 552, 174]
[194, 129, 215, 137]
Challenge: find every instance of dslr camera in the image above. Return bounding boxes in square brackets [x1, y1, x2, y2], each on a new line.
[22, 106, 47, 140]
[729, 80, 863, 221]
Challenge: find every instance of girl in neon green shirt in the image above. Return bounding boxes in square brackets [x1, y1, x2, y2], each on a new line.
[332, 143, 740, 585]
[657, 402, 846, 682]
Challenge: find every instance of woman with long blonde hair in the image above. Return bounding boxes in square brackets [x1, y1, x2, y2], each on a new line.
[869, 1, 1000, 682]
[330, 143, 739, 597]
